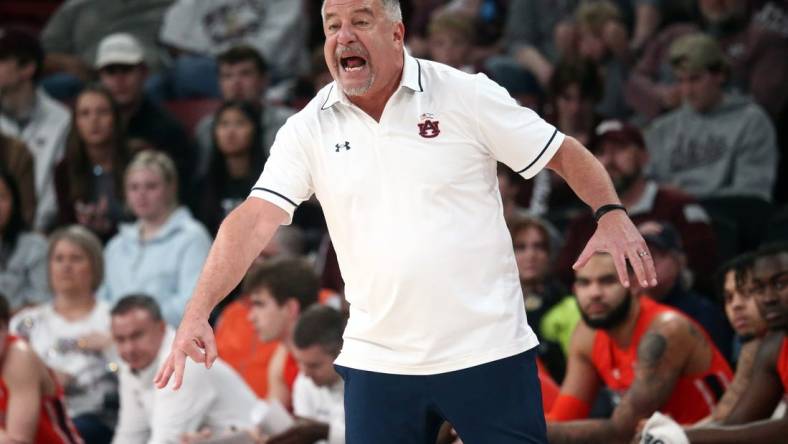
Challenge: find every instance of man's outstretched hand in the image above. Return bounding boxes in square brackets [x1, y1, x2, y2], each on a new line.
[154, 310, 217, 390]
[573, 210, 658, 288]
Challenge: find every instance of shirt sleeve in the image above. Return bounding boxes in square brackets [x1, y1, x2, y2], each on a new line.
[8, 309, 34, 340]
[249, 119, 314, 224]
[472, 73, 565, 179]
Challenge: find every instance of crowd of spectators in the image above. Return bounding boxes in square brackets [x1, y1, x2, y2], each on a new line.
[0, 0, 786, 443]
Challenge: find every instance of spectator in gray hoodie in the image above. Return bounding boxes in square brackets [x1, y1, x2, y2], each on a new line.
[644, 33, 778, 203]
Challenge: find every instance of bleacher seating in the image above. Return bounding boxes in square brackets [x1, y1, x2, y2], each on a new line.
[163, 98, 220, 136]
[0, 1, 62, 33]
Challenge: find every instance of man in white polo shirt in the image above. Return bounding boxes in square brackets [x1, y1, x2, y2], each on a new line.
[111, 295, 259, 443]
[155, 1, 658, 442]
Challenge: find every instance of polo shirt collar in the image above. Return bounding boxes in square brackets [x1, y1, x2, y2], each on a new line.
[321, 51, 423, 110]
[322, 81, 343, 109]
[400, 51, 423, 93]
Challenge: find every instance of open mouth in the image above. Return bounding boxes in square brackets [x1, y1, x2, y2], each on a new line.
[340, 55, 367, 72]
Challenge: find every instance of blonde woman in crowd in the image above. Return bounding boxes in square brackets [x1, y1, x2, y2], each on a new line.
[100, 150, 212, 326]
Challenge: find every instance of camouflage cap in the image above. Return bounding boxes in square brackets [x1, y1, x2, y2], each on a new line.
[669, 33, 728, 73]
[575, 0, 622, 34]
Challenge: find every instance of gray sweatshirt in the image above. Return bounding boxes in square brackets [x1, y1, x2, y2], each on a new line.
[644, 93, 778, 202]
[0, 232, 50, 310]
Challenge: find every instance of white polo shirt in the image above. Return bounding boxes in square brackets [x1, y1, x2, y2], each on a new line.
[112, 328, 258, 444]
[250, 53, 565, 375]
[292, 374, 345, 444]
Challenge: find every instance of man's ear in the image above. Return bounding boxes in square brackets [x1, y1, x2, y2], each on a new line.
[393, 21, 405, 45]
[286, 298, 301, 319]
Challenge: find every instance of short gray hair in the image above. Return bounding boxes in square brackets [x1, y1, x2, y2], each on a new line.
[321, 0, 402, 23]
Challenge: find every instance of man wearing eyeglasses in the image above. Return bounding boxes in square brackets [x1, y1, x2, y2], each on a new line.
[640, 242, 788, 443]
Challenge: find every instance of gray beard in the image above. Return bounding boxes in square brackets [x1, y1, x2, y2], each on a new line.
[339, 61, 375, 97]
[342, 73, 375, 97]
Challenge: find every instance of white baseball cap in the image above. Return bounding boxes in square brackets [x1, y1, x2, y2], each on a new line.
[95, 33, 145, 69]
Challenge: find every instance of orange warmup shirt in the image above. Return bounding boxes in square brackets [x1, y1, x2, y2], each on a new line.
[215, 299, 298, 397]
[590, 297, 732, 424]
[215, 290, 338, 397]
[0, 336, 83, 444]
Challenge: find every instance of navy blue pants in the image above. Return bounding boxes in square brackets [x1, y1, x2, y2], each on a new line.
[335, 349, 547, 444]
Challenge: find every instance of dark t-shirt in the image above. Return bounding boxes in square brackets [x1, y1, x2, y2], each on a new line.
[197, 173, 260, 235]
[218, 177, 252, 218]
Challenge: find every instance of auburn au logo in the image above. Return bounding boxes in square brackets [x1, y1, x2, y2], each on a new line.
[418, 113, 440, 138]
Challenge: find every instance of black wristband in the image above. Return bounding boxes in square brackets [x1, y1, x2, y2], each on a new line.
[593, 204, 627, 222]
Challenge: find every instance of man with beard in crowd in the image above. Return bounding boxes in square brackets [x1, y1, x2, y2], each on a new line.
[547, 253, 732, 443]
[556, 120, 717, 292]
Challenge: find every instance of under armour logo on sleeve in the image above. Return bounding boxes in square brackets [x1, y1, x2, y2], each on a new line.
[335, 141, 351, 152]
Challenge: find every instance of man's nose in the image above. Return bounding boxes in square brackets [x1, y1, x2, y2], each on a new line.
[337, 23, 357, 45]
[760, 289, 778, 306]
[117, 343, 131, 356]
[588, 284, 605, 299]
